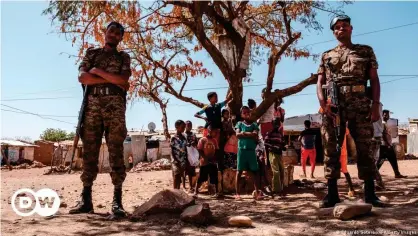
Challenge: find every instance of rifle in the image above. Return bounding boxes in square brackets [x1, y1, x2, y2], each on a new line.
[68, 85, 89, 174]
[322, 59, 342, 156]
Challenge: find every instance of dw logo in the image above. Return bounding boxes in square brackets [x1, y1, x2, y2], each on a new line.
[11, 188, 61, 217]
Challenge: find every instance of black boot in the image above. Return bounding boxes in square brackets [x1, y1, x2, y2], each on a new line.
[111, 188, 127, 217]
[319, 179, 341, 208]
[364, 178, 388, 208]
[69, 186, 94, 214]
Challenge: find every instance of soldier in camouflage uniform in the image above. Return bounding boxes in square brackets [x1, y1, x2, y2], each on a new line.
[316, 15, 386, 208]
[69, 22, 131, 217]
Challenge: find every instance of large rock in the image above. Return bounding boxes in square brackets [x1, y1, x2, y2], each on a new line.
[333, 202, 372, 220]
[131, 189, 195, 220]
[228, 216, 253, 227]
[180, 203, 212, 225]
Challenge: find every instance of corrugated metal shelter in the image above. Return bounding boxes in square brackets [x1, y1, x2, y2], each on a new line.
[1, 140, 38, 163]
[130, 134, 146, 163]
[407, 133, 418, 156]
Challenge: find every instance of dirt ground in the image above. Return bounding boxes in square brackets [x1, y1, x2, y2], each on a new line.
[1, 160, 418, 236]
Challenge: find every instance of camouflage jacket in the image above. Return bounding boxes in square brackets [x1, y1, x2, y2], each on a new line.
[79, 47, 132, 78]
[317, 44, 378, 86]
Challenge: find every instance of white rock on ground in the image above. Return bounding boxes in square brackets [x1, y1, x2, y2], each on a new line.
[228, 216, 253, 227]
[333, 202, 372, 220]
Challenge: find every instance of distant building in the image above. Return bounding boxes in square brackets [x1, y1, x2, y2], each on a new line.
[1, 140, 38, 164]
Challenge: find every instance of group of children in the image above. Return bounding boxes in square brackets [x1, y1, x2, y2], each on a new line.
[170, 90, 287, 200]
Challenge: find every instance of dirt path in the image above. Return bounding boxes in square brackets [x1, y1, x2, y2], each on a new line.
[1, 160, 418, 236]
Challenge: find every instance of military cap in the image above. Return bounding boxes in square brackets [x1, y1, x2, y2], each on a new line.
[330, 15, 351, 30]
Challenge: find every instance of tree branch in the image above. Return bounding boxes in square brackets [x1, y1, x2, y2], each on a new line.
[179, 69, 188, 95]
[275, 74, 318, 97]
[265, 4, 300, 93]
[250, 74, 318, 121]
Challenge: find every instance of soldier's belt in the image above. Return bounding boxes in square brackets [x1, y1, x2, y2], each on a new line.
[339, 85, 365, 94]
[90, 86, 125, 96]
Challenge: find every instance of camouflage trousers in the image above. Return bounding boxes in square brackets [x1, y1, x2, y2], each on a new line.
[321, 95, 376, 180]
[80, 95, 127, 188]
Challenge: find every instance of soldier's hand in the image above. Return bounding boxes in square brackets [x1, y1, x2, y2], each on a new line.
[323, 104, 337, 119]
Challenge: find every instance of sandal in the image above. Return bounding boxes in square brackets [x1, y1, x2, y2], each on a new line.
[254, 191, 265, 201]
[234, 194, 242, 200]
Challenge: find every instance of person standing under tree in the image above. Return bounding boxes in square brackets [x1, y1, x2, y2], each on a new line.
[69, 22, 131, 217]
[170, 120, 188, 190]
[195, 92, 232, 143]
[195, 125, 220, 198]
[222, 109, 238, 169]
[264, 118, 287, 197]
[235, 106, 262, 200]
[316, 15, 386, 208]
[184, 120, 198, 192]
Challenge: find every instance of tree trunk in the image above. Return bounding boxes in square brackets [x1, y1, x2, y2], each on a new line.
[228, 73, 244, 122]
[159, 103, 170, 140]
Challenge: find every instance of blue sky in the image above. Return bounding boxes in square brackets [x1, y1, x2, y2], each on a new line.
[1, 1, 418, 140]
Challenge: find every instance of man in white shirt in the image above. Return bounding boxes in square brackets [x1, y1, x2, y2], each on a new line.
[372, 102, 385, 189]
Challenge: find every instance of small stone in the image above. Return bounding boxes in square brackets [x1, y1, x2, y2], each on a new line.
[97, 204, 105, 208]
[74, 190, 77, 193]
[17, 193, 27, 197]
[406, 198, 418, 205]
[156, 180, 162, 183]
[380, 196, 389, 202]
[60, 202, 68, 208]
[228, 216, 253, 227]
[61, 187, 64, 190]
[333, 202, 372, 220]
